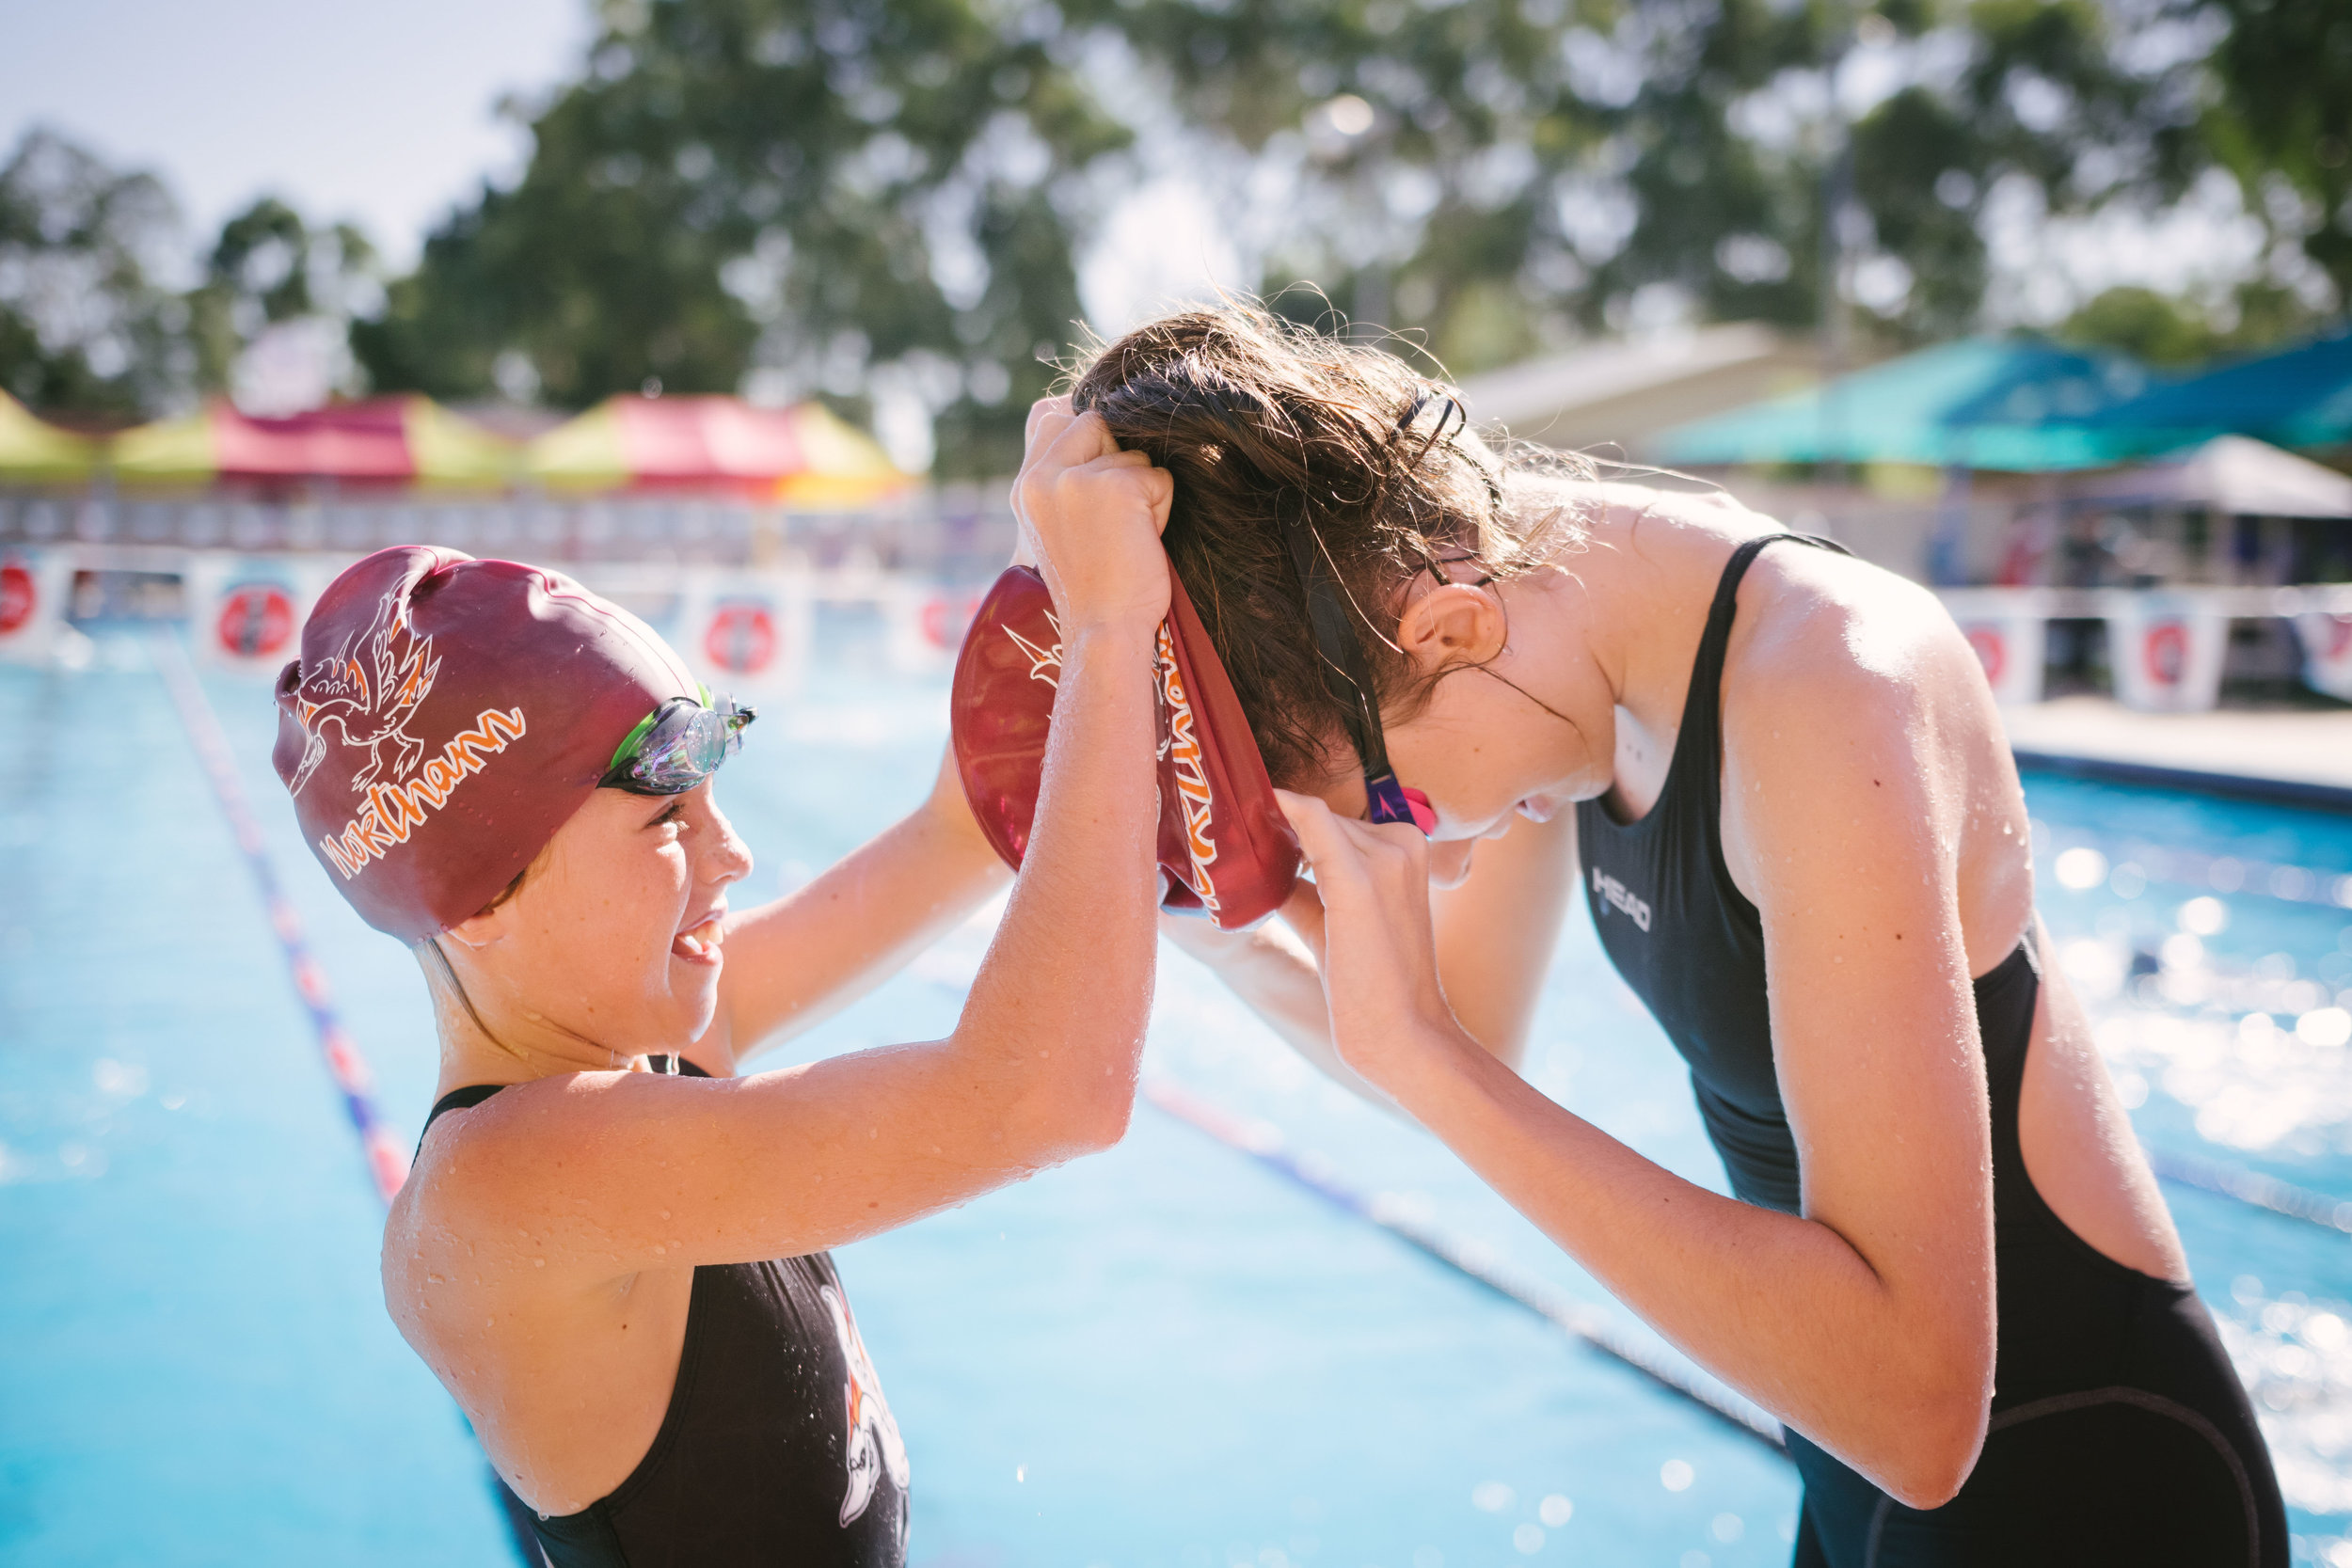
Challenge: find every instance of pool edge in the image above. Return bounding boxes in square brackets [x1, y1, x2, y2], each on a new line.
[2013, 749, 2352, 815]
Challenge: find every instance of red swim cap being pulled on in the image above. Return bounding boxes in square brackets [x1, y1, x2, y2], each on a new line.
[951, 565, 1302, 931]
[273, 546, 699, 942]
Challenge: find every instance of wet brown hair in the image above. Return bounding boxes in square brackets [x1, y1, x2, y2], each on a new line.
[1071, 302, 1585, 790]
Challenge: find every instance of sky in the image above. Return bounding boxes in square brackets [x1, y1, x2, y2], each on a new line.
[0, 0, 1229, 351]
[0, 0, 592, 273]
[0, 0, 2280, 377]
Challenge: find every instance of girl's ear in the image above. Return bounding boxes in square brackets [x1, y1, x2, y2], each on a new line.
[1394, 582, 1505, 673]
[444, 905, 508, 950]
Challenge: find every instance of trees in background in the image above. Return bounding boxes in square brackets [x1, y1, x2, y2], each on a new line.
[188, 197, 382, 413]
[2, 0, 2345, 472]
[2201, 0, 2350, 310]
[1084, 0, 2259, 366]
[352, 0, 1130, 475]
[0, 129, 186, 418]
[0, 129, 386, 420]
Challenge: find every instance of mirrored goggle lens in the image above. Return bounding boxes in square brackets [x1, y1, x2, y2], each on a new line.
[610, 695, 755, 794]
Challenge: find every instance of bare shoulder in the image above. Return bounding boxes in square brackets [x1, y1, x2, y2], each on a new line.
[1720, 549, 1991, 841]
[1732, 546, 1985, 736]
[1518, 472, 1776, 538]
[381, 1076, 613, 1275]
[1718, 545, 2029, 951]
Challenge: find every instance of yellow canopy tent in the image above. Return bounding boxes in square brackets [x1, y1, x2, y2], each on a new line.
[0, 392, 102, 483]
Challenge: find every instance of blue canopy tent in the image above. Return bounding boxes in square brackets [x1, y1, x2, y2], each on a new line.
[1647, 338, 2153, 472]
[2072, 329, 2352, 452]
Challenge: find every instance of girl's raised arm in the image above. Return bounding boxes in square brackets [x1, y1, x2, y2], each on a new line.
[434, 404, 1175, 1275]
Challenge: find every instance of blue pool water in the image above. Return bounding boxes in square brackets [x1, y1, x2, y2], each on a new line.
[5, 623, 2352, 1566]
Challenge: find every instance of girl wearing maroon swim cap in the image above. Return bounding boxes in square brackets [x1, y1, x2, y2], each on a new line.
[1070, 304, 2283, 1567]
[283, 404, 1172, 1567]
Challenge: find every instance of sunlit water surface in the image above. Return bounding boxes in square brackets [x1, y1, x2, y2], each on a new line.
[5, 621, 2352, 1566]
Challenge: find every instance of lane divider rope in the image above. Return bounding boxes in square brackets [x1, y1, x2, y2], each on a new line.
[151, 632, 545, 1566]
[151, 631, 408, 1202]
[1142, 1075, 1789, 1456]
[2145, 1147, 2352, 1236]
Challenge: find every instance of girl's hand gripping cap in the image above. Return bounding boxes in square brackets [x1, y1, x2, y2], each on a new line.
[949, 564, 1302, 930]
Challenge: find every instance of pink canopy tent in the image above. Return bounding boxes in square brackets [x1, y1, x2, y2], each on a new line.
[525, 395, 912, 502]
[109, 397, 515, 487]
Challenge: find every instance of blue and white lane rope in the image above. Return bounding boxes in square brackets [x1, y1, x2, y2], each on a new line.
[153, 632, 548, 1564]
[2145, 1147, 2352, 1237]
[1142, 1076, 1790, 1455]
[151, 631, 410, 1205]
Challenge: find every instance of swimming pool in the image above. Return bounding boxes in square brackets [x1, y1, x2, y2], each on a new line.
[4, 617, 2351, 1566]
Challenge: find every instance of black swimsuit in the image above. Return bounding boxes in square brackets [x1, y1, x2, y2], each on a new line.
[1574, 533, 2286, 1567]
[420, 1060, 910, 1568]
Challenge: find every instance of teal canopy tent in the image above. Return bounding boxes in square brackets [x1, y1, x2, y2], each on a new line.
[1647, 338, 2153, 472]
[2074, 329, 2352, 452]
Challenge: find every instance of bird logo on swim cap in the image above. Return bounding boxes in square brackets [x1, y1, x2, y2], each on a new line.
[282, 586, 442, 797]
[273, 546, 701, 942]
[950, 564, 1301, 931]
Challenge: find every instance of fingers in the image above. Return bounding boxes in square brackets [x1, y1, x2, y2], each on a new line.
[1274, 790, 1420, 857]
[1276, 788, 1434, 899]
[1275, 790, 1368, 891]
[1024, 394, 1073, 448]
[1273, 787, 1343, 852]
[1277, 877, 1327, 962]
[1016, 409, 1123, 516]
[1141, 465, 1174, 534]
[1012, 397, 1079, 513]
[1045, 408, 1120, 468]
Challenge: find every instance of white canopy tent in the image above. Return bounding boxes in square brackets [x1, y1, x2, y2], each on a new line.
[2066, 435, 2352, 518]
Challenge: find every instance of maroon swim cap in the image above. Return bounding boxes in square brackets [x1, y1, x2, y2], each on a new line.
[273, 546, 698, 942]
[951, 565, 1301, 931]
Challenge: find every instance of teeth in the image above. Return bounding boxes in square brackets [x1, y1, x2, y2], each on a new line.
[675, 932, 707, 956]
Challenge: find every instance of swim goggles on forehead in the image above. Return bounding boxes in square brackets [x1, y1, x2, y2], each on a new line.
[601, 688, 756, 796]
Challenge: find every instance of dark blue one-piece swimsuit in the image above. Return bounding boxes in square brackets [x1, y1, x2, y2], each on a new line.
[1573, 533, 2287, 1567]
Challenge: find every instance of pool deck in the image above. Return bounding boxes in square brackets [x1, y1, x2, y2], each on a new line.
[2003, 697, 2352, 810]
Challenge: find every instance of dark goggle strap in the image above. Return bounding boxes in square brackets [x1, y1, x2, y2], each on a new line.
[1276, 503, 1395, 787]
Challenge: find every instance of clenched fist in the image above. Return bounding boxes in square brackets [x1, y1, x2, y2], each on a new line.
[1011, 395, 1173, 635]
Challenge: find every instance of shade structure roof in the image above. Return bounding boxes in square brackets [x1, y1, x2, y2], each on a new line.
[1647, 337, 2153, 472]
[109, 397, 515, 487]
[2074, 329, 2352, 451]
[524, 395, 912, 502]
[2064, 435, 2352, 518]
[0, 391, 101, 483]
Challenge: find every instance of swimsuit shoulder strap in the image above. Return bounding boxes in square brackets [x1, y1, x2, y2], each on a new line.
[417, 1083, 509, 1155]
[414, 1058, 713, 1155]
[1676, 531, 1851, 792]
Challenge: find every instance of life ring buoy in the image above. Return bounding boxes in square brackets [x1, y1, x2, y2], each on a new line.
[919, 592, 984, 651]
[2143, 621, 2188, 689]
[704, 600, 779, 675]
[0, 562, 34, 635]
[215, 582, 296, 658]
[1964, 625, 2007, 686]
